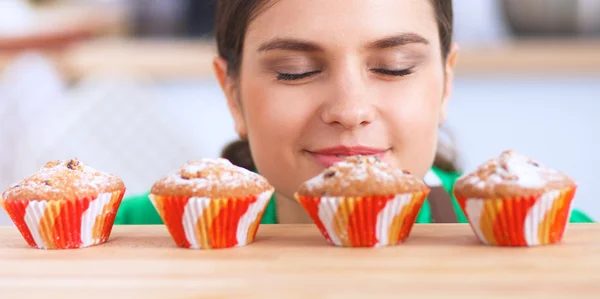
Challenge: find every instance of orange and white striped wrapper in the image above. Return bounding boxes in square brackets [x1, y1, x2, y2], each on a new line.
[455, 186, 576, 247]
[0, 189, 125, 249]
[295, 190, 428, 247]
[149, 189, 273, 249]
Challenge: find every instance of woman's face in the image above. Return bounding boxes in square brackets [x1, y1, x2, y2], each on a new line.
[217, 0, 457, 198]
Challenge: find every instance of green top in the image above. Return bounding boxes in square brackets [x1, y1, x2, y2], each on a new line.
[114, 167, 594, 225]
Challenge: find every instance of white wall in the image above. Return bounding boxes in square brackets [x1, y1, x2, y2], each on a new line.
[146, 76, 600, 221]
[450, 75, 599, 220]
[0, 75, 598, 225]
[154, 76, 600, 221]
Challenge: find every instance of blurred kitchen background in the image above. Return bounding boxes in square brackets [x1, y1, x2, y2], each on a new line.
[0, 0, 599, 225]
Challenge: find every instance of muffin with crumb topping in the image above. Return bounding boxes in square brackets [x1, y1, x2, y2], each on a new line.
[295, 156, 429, 247]
[0, 158, 126, 249]
[149, 158, 274, 249]
[454, 150, 577, 247]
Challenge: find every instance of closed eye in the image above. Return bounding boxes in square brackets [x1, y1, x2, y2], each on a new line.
[276, 70, 321, 81]
[371, 68, 413, 77]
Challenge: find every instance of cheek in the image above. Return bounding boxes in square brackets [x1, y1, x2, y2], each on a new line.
[241, 79, 317, 145]
[239, 75, 320, 194]
[380, 67, 444, 174]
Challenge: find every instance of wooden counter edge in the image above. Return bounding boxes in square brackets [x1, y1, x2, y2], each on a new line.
[3, 38, 600, 80]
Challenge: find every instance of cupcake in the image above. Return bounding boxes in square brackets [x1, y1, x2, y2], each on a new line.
[454, 150, 577, 247]
[0, 159, 126, 249]
[295, 156, 430, 247]
[149, 158, 274, 249]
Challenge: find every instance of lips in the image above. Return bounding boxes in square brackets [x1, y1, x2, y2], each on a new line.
[308, 146, 388, 168]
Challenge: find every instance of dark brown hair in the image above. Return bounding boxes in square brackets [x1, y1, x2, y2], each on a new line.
[217, 0, 459, 173]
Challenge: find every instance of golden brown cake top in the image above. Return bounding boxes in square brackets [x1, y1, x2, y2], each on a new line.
[297, 156, 428, 197]
[454, 150, 575, 198]
[1, 159, 125, 202]
[150, 158, 273, 198]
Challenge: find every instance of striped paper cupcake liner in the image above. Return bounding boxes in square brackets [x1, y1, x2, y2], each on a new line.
[1, 189, 125, 249]
[455, 186, 576, 247]
[150, 189, 273, 249]
[295, 190, 428, 247]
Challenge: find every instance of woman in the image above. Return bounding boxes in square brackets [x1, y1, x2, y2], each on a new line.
[115, 0, 593, 224]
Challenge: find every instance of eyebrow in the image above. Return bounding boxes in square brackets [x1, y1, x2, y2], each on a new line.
[257, 33, 429, 53]
[366, 33, 429, 49]
[258, 38, 322, 52]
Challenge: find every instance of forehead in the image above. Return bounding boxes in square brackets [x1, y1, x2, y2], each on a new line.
[245, 0, 440, 49]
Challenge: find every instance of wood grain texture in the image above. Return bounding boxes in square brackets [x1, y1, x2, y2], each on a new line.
[0, 224, 599, 298]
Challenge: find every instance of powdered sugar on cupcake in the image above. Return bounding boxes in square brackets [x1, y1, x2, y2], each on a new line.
[460, 150, 574, 190]
[151, 158, 272, 197]
[299, 155, 427, 196]
[2, 158, 124, 201]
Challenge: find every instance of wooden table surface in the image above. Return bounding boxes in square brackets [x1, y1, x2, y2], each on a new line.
[0, 224, 599, 298]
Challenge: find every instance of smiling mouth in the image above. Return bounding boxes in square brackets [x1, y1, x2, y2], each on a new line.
[307, 145, 389, 168]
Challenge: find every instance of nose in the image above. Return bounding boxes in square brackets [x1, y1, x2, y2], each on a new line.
[320, 67, 376, 130]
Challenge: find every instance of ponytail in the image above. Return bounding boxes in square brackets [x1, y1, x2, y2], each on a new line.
[433, 124, 461, 173]
[221, 139, 256, 171]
